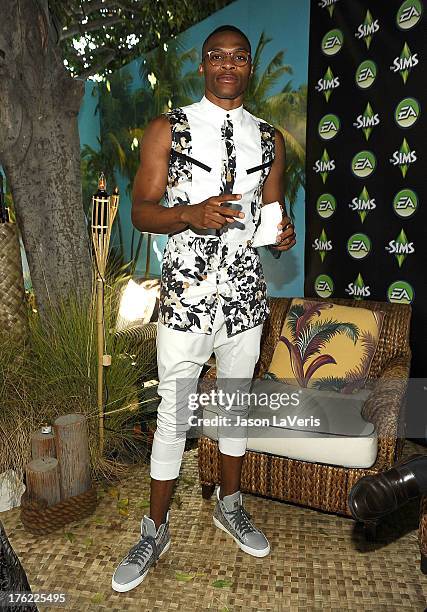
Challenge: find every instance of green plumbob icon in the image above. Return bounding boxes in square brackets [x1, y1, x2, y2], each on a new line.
[387, 280, 414, 304]
[349, 186, 376, 223]
[353, 102, 379, 141]
[347, 233, 371, 260]
[385, 228, 414, 267]
[315, 274, 334, 298]
[389, 138, 417, 178]
[321, 29, 344, 55]
[355, 60, 377, 89]
[318, 114, 340, 140]
[390, 43, 419, 84]
[315, 66, 340, 102]
[351, 151, 376, 178]
[397, 0, 423, 30]
[395, 97, 420, 128]
[318, 0, 340, 18]
[345, 273, 370, 300]
[355, 10, 379, 50]
[313, 149, 335, 184]
[393, 188, 418, 218]
[312, 228, 332, 262]
[316, 193, 336, 219]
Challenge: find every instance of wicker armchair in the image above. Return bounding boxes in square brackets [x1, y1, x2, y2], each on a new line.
[198, 297, 412, 537]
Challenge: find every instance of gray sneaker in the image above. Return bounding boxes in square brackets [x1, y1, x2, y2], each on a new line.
[112, 511, 171, 592]
[213, 488, 270, 557]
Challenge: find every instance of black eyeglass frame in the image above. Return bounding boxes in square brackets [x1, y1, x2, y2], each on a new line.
[202, 50, 252, 66]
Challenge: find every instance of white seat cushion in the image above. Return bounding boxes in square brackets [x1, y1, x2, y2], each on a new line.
[200, 379, 377, 469]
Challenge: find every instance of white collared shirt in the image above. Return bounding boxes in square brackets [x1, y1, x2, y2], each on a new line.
[159, 96, 275, 337]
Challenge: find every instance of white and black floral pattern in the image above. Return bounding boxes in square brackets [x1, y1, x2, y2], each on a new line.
[159, 105, 275, 337]
[220, 117, 236, 195]
[251, 122, 276, 228]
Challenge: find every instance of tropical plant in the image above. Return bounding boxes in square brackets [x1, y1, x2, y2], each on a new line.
[0, 273, 158, 483]
[277, 302, 360, 388]
[244, 32, 307, 218]
[82, 37, 203, 275]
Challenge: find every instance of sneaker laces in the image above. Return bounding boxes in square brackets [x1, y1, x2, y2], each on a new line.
[125, 534, 158, 567]
[226, 505, 257, 538]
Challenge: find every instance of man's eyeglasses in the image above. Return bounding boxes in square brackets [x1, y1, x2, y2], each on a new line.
[203, 50, 251, 67]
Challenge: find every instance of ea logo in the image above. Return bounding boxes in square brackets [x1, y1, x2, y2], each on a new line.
[387, 281, 414, 304]
[347, 233, 371, 259]
[351, 151, 376, 178]
[315, 274, 334, 298]
[395, 97, 420, 128]
[355, 60, 377, 89]
[321, 29, 344, 56]
[318, 114, 340, 140]
[397, 0, 423, 30]
[316, 193, 336, 218]
[393, 189, 418, 218]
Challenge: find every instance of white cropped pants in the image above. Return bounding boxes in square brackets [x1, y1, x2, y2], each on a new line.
[150, 304, 263, 480]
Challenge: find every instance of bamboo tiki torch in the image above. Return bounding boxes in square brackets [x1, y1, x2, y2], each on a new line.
[90, 174, 119, 454]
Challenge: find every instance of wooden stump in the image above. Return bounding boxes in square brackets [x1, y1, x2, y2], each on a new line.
[31, 430, 56, 460]
[54, 413, 91, 500]
[25, 457, 61, 507]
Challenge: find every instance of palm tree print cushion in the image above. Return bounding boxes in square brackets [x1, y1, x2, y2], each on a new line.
[266, 299, 384, 393]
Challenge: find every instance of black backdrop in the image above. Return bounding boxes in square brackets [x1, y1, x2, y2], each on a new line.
[305, 0, 426, 440]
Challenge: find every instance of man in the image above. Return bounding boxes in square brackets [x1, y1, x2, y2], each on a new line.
[112, 25, 296, 593]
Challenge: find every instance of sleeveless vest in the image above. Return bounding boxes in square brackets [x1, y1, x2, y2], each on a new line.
[159, 96, 275, 337]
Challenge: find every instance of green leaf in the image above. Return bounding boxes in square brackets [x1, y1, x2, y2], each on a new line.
[93, 516, 106, 525]
[175, 571, 195, 582]
[83, 537, 93, 548]
[212, 579, 233, 588]
[91, 593, 103, 604]
[64, 532, 75, 543]
[117, 497, 129, 509]
[136, 500, 150, 509]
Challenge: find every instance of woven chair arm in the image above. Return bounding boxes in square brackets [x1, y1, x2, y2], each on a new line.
[114, 322, 157, 346]
[114, 322, 158, 379]
[362, 354, 411, 469]
[419, 495, 427, 556]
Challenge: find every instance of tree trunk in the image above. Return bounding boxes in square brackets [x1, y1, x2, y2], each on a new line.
[25, 457, 61, 507]
[0, 0, 92, 316]
[53, 413, 91, 500]
[31, 430, 56, 460]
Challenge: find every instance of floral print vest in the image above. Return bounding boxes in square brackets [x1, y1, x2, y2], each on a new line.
[159, 96, 275, 337]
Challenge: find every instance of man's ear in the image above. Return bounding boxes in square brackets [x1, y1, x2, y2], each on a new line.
[198, 63, 204, 75]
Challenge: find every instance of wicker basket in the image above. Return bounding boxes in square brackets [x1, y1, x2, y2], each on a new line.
[20, 486, 97, 535]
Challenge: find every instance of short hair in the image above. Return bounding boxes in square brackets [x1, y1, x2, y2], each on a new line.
[201, 25, 251, 57]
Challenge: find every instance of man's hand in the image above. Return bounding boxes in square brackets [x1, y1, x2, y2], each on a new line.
[273, 215, 296, 251]
[180, 194, 245, 230]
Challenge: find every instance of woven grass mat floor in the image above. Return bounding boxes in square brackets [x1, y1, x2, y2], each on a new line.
[2, 442, 427, 612]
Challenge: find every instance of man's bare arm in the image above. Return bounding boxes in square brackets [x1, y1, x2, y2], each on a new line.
[131, 116, 244, 234]
[131, 116, 188, 234]
[262, 129, 296, 252]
